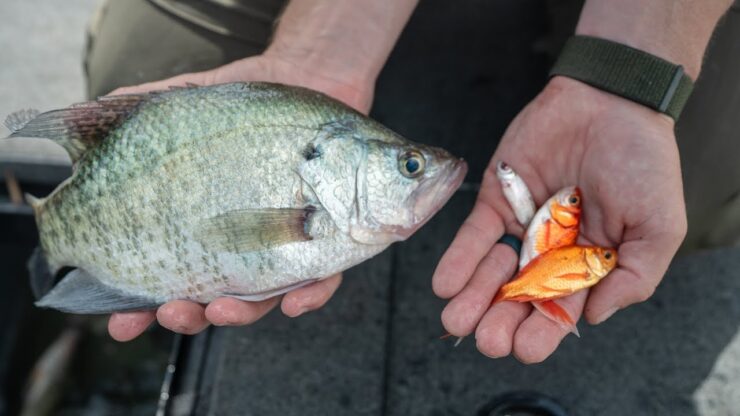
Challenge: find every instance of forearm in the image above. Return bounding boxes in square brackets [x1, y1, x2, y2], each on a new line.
[576, 0, 734, 79]
[266, 0, 418, 87]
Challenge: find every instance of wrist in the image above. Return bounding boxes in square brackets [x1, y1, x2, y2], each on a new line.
[576, 0, 733, 80]
[264, 38, 377, 95]
[546, 76, 676, 131]
[265, 0, 417, 95]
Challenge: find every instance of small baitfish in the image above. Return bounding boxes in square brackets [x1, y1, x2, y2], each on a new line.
[495, 161, 535, 227]
[519, 186, 582, 269]
[493, 245, 617, 309]
[3, 82, 467, 314]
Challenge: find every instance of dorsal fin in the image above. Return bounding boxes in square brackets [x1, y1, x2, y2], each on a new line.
[167, 82, 200, 90]
[4, 108, 40, 131]
[3, 93, 154, 163]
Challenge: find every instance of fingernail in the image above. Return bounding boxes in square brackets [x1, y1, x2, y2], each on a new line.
[289, 306, 309, 317]
[594, 306, 619, 324]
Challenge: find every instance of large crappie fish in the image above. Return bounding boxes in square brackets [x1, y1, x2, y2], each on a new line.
[3, 82, 466, 314]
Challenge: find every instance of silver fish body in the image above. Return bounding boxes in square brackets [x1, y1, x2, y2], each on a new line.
[6, 83, 466, 313]
[495, 161, 535, 227]
[519, 186, 580, 269]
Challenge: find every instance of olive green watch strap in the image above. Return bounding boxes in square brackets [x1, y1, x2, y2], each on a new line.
[550, 35, 694, 121]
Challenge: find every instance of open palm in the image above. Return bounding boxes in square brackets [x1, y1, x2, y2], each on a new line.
[433, 77, 686, 363]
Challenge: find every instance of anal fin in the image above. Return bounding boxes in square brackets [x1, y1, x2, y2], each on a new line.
[27, 247, 54, 300]
[35, 269, 160, 314]
[533, 300, 580, 337]
[224, 279, 318, 302]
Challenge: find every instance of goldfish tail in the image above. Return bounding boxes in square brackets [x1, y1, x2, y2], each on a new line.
[532, 300, 580, 337]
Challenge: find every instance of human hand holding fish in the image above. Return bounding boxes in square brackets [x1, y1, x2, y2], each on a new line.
[10, 74, 465, 342]
[434, 76, 687, 363]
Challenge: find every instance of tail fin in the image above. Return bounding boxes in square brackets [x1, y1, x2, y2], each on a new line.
[27, 247, 55, 300]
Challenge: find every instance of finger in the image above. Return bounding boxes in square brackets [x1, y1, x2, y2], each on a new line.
[440, 244, 518, 336]
[205, 297, 280, 326]
[156, 300, 210, 335]
[584, 230, 683, 324]
[108, 310, 156, 342]
[281, 274, 343, 317]
[512, 291, 588, 364]
[432, 200, 505, 299]
[474, 301, 531, 358]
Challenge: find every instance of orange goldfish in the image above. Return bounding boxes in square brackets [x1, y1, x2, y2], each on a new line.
[515, 186, 584, 335]
[494, 245, 617, 335]
[519, 186, 582, 268]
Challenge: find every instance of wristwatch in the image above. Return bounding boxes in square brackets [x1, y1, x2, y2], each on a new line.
[550, 35, 695, 121]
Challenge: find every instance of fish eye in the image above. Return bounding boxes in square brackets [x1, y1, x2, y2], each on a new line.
[568, 195, 580, 205]
[604, 251, 613, 260]
[399, 150, 426, 178]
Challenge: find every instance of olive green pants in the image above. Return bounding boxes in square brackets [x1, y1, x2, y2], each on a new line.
[85, 0, 740, 251]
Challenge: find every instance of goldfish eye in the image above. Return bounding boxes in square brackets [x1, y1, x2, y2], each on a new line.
[604, 251, 613, 260]
[399, 150, 426, 178]
[568, 195, 580, 205]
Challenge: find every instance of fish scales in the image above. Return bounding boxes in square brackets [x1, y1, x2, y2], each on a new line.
[495, 245, 617, 302]
[41, 87, 373, 299]
[13, 83, 466, 312]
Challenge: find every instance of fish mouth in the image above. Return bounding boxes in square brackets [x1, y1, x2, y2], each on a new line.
[396, 159, 468, 240]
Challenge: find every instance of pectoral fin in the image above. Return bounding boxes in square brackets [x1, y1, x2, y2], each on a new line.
[194, 207, 317, 253]
[533, 221, 552, 255]
[533, 300, 580, 337]
[35, 269, 160, 314]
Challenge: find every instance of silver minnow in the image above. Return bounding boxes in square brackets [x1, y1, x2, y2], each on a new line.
[496, 161, 535, 227]
[3, 82, 467, 313]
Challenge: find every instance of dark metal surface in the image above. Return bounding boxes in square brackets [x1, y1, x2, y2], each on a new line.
[0, 179, 171, 416]
[0, 208, 38, 416]
[186, 251, 393, 415]
[0, 162, 71, 187]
